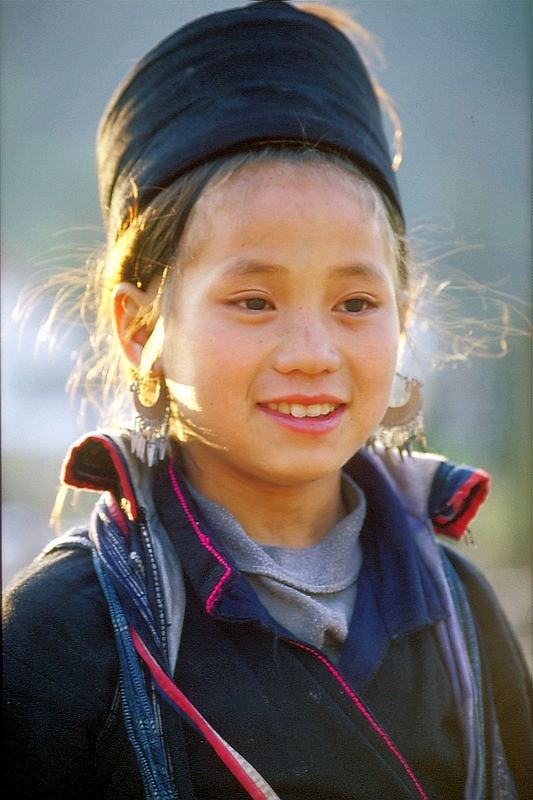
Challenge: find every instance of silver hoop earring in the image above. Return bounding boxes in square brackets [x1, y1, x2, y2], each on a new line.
[130, 378, 171, 466]
[367, 375, 426, 456]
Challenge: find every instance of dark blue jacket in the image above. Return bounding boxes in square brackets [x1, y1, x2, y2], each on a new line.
[3, 435, 532, 799]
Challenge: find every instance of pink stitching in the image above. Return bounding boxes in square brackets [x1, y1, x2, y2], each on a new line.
[291, 641, 429, 800]
[168, 460, 232, 614]
[167, 460, 427, 798]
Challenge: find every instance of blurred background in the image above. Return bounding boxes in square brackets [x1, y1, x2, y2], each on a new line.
[1, 0, 530, 664]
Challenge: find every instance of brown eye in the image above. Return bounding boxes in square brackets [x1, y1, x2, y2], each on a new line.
[342, 298, 366, 313]
[243, 297, 269, 310]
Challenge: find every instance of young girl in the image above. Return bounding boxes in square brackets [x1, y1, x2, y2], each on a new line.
[3, 2, 531, 798]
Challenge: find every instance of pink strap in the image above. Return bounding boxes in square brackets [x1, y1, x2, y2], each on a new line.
[131, 628, 280, 800]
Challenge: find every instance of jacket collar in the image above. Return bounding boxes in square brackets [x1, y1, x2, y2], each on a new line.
[62, 431, 490, 650]
[62, 431, 490, 542]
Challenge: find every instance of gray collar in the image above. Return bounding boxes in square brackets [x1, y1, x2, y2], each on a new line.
[185, 474, 365, 594]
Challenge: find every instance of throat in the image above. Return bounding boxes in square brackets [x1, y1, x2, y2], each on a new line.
[245, 489, 348, 548]
[182, 457, 348, 548]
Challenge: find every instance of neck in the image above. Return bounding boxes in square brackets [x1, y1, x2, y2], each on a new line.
[179, 454, 347, 549]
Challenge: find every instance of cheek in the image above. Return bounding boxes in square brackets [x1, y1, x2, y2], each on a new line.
[361, 314, 401, 371]
[162, 317, 252, 399]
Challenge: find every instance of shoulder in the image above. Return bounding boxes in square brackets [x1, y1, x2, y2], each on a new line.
[3, 540, 118, 707]
[440, 544, 533, 789]
[440, 544, 532, 696]
[439, 544, 528, 677]
[440, 544, 526, 651]
[5, 536, 105, 630]
[2, 541, 137, 796]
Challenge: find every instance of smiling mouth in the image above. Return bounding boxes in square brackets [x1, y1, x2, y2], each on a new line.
[264, 401, 341, 418]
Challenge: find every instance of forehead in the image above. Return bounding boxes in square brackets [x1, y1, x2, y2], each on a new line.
[179, 159, 389, 260]
[170, 160, 399, 303]
[200, 158, 378, 212]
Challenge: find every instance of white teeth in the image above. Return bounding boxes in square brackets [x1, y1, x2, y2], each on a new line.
[291, 404, 307, 418]
[266, 402, 339, 418]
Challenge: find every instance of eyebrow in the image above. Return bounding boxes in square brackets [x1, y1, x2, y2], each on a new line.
[330, 263, 387, 280]
[220, 260, 284, 278]
[220, 259, 388, 281]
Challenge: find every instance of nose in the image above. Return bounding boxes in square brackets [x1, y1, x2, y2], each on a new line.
[272, 310, 342, 375]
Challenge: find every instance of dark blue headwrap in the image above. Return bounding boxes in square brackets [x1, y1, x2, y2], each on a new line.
[97, 0, 403, 240]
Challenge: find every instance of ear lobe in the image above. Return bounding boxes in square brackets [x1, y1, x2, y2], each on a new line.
[113, 282, 158, 371]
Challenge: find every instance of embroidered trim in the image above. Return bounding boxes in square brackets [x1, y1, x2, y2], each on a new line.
[92, 550, 175, 798]
[168, 459, 233, 614]
[291, 641, 429, 800]
[63, 433, 139, 523]
[433, 470, 490, 540]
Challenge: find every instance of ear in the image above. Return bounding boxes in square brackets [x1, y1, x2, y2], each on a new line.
[113, 282, 163, 376]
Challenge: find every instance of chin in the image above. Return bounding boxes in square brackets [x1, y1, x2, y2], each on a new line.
[255, 452, 355, 488]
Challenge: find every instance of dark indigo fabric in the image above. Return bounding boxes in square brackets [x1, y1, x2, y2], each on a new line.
[97, 0, 402, 238]
[3, 454, 532, 798]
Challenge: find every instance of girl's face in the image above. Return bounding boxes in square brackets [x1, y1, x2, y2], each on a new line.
[162, 161, 402, 491]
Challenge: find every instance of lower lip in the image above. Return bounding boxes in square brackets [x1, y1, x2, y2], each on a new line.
[257, 405, 346, 435]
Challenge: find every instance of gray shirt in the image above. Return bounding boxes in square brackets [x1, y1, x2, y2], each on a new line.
[187, 475, 366, 662]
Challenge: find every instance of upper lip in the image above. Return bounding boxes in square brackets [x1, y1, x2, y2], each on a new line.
[259, 394, 346, 405]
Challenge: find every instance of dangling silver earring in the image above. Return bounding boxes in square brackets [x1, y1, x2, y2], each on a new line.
[130, 377, 171, 466]
[367, 375, 427, 457]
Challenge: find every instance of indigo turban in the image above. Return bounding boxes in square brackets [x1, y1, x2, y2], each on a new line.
[97, 0, 402, 239]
